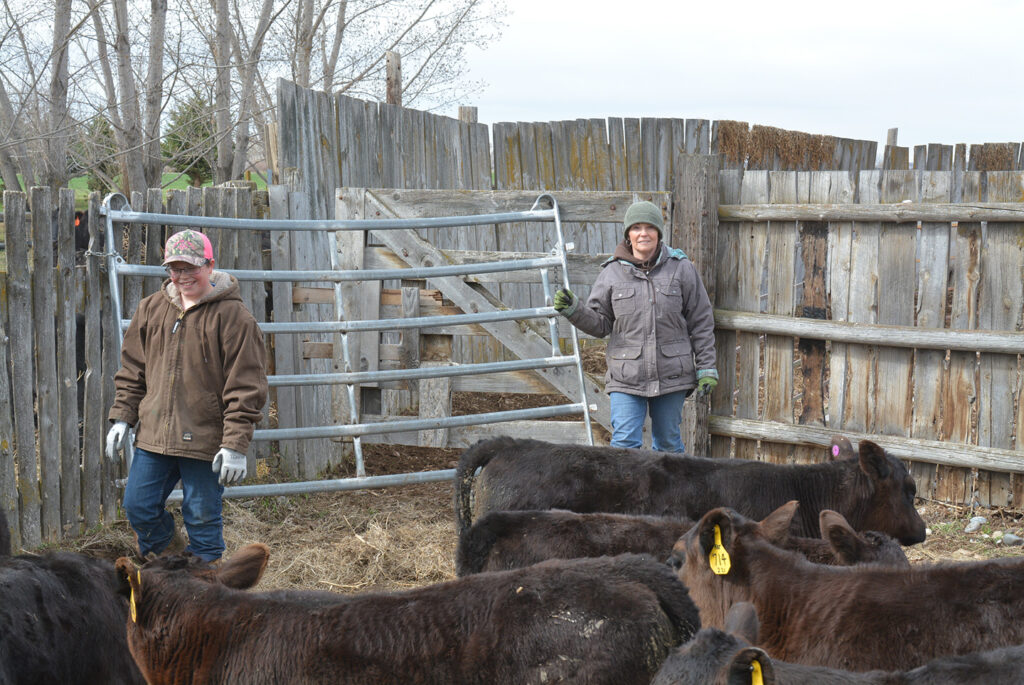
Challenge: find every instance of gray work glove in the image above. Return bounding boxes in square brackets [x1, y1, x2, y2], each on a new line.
[105, 421, 131, 462]
[212, 447, 247, 485]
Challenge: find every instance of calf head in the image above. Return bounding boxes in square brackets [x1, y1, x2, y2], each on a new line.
[115, 543, 269, 599]
[845, 440, 925, 545]
[819, 510, 909, 567]
[114, 545, 269, 684]
[653, 602, 773, 685]
[670, 505, 794, 628]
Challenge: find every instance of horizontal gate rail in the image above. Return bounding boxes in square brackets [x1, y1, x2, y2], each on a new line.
[101, 191, 593, 497]
[270, 355, 578, 387]
[114, 254, 564, 282]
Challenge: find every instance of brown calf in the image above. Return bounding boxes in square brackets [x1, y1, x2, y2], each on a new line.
[116, 545, 700, 684]
[673, 506, 1024, 671]
[455, 436, 925, 544]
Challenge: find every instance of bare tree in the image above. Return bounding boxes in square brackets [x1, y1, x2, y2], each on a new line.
[0, 0, 503, 197]
[46, 0, 71, 190]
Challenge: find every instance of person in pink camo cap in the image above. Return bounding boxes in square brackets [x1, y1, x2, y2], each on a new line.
[106, 229, 268, 561]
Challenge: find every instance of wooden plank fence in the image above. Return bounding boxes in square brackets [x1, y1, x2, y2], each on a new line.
[2, 80, 1023, 551]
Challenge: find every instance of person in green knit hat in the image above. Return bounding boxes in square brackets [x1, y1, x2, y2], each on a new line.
[554, 200, 717, 453]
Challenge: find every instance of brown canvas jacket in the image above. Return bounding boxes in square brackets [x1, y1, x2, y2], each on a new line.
[108, 271, 268, 460]
[565, 242, 717, 397]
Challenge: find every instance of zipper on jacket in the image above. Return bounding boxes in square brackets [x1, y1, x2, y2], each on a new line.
[171, 311, 184, 334]
[165, 310, 185, 441]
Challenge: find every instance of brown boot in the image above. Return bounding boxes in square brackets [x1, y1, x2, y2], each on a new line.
[164, 526, 187, 555]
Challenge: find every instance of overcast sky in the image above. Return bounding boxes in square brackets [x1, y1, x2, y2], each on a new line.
[460, 0, 1024, 152]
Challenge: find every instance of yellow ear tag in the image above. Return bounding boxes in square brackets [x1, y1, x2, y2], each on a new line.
[709, 524, 731, 575]
[750, 659, 763, 685]
[130, 570, 141, 623]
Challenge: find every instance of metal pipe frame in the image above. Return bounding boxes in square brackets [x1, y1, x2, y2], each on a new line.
[100, 191, 594, 496]
[255, 404, 585, 441]
[120, 305, 562, 334]
[114, 255, 564, 282]
[269, 355, 578, 387]
[103, 206, 558, 231]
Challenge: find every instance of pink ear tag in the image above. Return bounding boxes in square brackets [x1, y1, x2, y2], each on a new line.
[832, 444, 840, 458]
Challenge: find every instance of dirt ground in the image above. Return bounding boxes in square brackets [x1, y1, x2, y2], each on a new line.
[53, 430, 1024, 593]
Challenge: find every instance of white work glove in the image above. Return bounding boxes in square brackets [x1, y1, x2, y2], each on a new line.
[212, 447, 247, 486]
[105, 421, 131, 462]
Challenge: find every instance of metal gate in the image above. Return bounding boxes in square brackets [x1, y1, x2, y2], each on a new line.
[100, 192, 593, 499]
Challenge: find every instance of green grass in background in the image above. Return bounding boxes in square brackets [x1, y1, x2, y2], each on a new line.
[4, 172, 268, 213]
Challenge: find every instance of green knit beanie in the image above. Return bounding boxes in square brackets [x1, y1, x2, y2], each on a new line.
[623, 201, 664, 239]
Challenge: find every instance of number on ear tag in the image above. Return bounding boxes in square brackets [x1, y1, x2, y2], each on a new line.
[751, 658, 764, 685]
[709, 524, 731, 575]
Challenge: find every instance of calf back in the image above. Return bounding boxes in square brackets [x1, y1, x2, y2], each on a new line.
[456, 437, 925, 544]
[0, 552, 144, 684]
[123, 548, 700, 685]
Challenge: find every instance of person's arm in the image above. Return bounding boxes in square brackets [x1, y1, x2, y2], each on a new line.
[108, 301, 150, 426]
[562, 270, 616, 339]
[681, 262, 717, 377]
[218, 312, 269, 454]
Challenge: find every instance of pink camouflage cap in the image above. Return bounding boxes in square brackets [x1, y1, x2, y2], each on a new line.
[163, 229, 214, 267]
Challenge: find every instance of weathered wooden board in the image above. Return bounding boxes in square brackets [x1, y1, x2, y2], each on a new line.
[840, 171, 881, 432]
[762, 171, 798, 463]
[55, 189, 80, 535]
[733, 171, 769, 460]
[975, 172, 1024, 506]
[793, 172, 844, 463]
[6, 192, 41, 546]
[268, 185, 303, 476]
[709, 171, 743, 458]
[874, 171, 916, 438]
[908, 171, 952, 498]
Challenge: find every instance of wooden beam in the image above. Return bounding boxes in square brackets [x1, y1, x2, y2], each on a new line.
[348, 187, 672, 223]
[719, 202, 1024, 223]
[710, 416, 1024, 474]
[713, 309, 1023, 354]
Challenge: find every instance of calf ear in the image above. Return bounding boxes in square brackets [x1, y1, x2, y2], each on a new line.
[724, 647, 775, 685]
[724, 601, 759, 644]
[758, 501, 798, 542]
[857, 440, 891, 480]
[820, 510, 863, 564]
[217, 543, 270, 589]
[828, 434, 854, 461]
[697, 508, 737, 557]
[114, 557, 137, 598]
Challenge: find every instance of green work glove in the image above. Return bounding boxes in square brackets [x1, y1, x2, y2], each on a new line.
[696, 376, 718, 397]
[553, 288, 575, 313]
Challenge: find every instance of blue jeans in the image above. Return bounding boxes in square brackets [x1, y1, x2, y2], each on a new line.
[610, 390, 688, 453]
[122, 447, 225, 561]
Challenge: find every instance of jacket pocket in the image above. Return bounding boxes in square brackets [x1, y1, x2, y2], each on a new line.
[655, 282, 684, 320]
[659, 340, 693, 381]
[608, 344, 643, 385]
[611, 287, 637, 317]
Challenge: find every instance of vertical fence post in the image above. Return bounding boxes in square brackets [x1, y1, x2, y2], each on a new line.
[82, 191, 103, 529]
[674, 154, 720, 457]
[386, 51, 402, 107]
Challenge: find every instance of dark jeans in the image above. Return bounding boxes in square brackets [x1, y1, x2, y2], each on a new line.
[609, 390, 688, 453]
[122, 447, 225, 561]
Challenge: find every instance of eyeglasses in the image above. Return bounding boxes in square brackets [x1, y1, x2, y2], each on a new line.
[164, 264, 203, 277]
